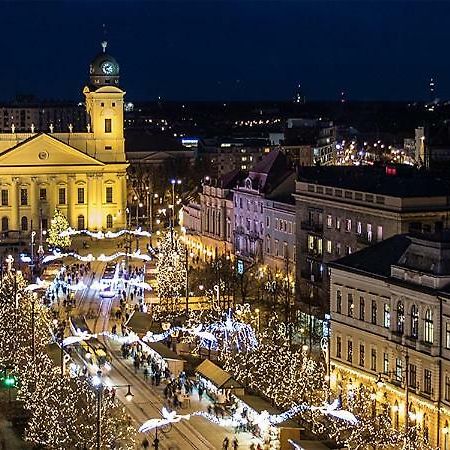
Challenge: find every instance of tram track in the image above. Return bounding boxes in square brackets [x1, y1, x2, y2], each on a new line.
[75, 259, 214, 450]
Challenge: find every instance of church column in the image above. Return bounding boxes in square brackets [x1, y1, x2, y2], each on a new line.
[96, 174, 103, 230]
[87, 173, 95, 230]
[10, 177, 19, 231]
[115, 173, 124, 229]
[67, 175, 76, 229]
[30, 177, 39, 231]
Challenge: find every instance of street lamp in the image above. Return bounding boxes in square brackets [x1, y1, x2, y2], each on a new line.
[93, 370, 134, 450]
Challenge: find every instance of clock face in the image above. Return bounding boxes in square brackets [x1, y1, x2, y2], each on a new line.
[101, 61, 115, 75]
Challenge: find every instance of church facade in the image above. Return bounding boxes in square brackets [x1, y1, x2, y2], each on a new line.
[0, 42, 128, 235]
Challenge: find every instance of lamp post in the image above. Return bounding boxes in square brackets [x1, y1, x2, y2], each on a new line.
[254, 308, 261, 334]
[93, 370, 134, 450]
[30, 230, 36, 280]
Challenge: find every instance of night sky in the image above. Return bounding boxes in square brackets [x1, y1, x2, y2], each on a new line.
[1, 1, 449, 102]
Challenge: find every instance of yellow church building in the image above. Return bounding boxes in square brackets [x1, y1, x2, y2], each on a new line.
[0, 41, 128, 236]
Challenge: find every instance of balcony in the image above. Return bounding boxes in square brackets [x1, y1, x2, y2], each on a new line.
[301, 221, 323, 233]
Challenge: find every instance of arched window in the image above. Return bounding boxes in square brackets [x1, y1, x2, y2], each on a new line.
[424, 309, 434, 344]
[411, 305, 419, 339]
[77, 215, 85, 230]
[21, 216, 28, 232]
[1, 216, 8, 232]
[393, 400, 399, 429]
[106, 214, 113, 229]
[397, 301, 405, 335]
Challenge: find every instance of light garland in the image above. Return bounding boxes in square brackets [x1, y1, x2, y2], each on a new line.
[60, 227, 151, 239]
[42, 249, 152, 264]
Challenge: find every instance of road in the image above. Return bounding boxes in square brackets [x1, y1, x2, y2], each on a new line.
[72, 257, 222, 450]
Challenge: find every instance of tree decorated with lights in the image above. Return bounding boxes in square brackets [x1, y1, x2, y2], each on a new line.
[156, 231, 187, 311]
[47, 208, 71, 250]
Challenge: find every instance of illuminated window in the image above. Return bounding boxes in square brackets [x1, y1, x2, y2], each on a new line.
[347, 293, 354, 317]
[424, 309, 434, 344]
[411, 305, 419, 338]
[105, 118, 112, 133]
[384, 304, 390, 328]
[397, 302, 404, 335]
[106, 187, 113, 203]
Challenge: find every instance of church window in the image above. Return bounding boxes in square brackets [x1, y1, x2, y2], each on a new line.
[1, 189, 8, 206]
[77, 215, 85, 230]
[58, 188, 66, 205]
[77, 188, 85, 204]
[39, 188, 47, 201]
[112, 102, 116, 107]
[106, 187, 113, 203]
[1, 217, 8, 231]
[21, 216, 28, 231]
[20, 188, 28, 206]
[105, 118, 112, 133]
[106, 214, 113, 228]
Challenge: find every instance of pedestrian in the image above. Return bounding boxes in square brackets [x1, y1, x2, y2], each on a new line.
[142, 438, 149, 449]
[222, 437, 229, 450]
[198, 385, 204, 401]
[232, 437, 238, 450]
[249, 444, 256, 450]
[111, 387, 116, 401]
[143, 367, 149, 381]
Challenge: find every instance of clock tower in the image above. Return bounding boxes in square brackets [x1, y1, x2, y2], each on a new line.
[83, 41, 126, 163]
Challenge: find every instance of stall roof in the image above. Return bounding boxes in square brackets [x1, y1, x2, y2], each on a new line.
[146, 342, 185, 361]
[235, 393, 300, 429]
[126, 311, 153, 335]
[196, 359, 242, 390]
[289, 440, 331, 450]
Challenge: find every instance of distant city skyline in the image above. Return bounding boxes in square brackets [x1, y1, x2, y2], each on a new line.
[1, 1, 449, 102]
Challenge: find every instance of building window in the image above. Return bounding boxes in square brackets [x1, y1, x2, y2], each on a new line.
[446, 323, 450, 349]
[377, 225, 383, 241]
[1, 217, 8, 231]
[411, 305, 419, 339]
[336, 336, 342, 358]
[371, 348, 377, 371]
[359, 297, 365, 321]
[39, 188, 47, 201]
[359, 344, 365, 367]
[395, 358, 403, 382]
[347, 340, 353, 363]
[384, 304, 390, 328]
[106, 214, 113, 228]
[367, 223, 373, 242]
[347, 293, 354, 317]
[445, 377, 450, 401]
[20, 216, 28, 231]
[77, 187, 85, 204]
[409, 364, 417, 388]
[20, 188, 28, 206]
[424, 369, 432, 394]
[58, 188, 66, 205]
[275, 239, 279, 257]
[266, 216, 270, 228]
[345, 219, 352, 232]
[266, 235, 271, 253]
[383, 353, 389, 373]
[106, 187, 113, 203]
[397, 301, 404, 335]
[356, 221, 362, 235]
[336, 218, 341, 231]
[336, 290, 342, 314]
[1, 189, 8, 206]
[105, 118, 112, 133]
[77, 215, 85, 230]
[327, 215, 332, 228]
[336, 242, 341, 256]
[371, 300, 377, 325]
[424, 309, 434, 344]
[326, 240, 332, 254]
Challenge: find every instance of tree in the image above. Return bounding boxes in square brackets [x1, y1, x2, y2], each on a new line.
[47, 208, 71, 250]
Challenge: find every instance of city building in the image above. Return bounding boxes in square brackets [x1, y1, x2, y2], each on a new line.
[0, 41, 128, 236]
[232, 149, 295, 264]
[329, 232, 450, 447]
[294, 165, 450, 318]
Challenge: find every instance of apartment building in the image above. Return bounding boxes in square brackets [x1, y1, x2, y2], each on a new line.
[329, 233, 450, 448]
[294, 165, 450, 317]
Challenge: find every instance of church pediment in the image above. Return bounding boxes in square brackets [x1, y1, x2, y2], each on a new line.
[0, 133, 104, 167]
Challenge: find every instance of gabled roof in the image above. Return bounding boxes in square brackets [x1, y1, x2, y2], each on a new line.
[0, 132, 104, 167]
[196, 359, 242, 389]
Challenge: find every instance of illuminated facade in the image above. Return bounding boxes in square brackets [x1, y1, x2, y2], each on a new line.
[329, 233, 450, 448]
[0, 42, 128, 234]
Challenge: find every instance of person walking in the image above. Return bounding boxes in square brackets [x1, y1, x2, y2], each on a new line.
[222, 437, 230, 450]
[232, 436, 238, 450]
[198, 384, 204, 401]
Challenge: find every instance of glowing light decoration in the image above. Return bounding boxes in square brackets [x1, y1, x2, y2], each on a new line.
[42, 249, 151, 265]
[139, 407, 191, 433]
[60, 227, 151, 239]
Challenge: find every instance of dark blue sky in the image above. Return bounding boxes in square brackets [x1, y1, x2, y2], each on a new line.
[1, 1, 449, 102]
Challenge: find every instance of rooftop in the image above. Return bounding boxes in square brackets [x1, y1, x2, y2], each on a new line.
[297, 165, 450, 198]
